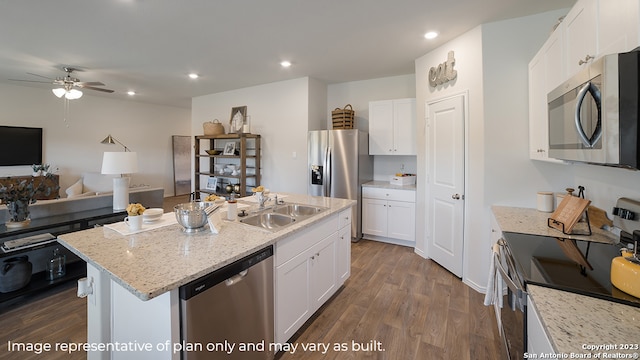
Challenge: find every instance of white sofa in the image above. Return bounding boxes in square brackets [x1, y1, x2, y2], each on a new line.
[0, 172, 164, 222]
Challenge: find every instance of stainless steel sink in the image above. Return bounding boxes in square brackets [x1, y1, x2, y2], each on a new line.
[240, 212, 296, 230]
[273, 203, 327, 217]
[239, 203, 327, 231]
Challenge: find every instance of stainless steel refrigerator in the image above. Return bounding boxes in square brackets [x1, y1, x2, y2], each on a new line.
[308, 129, 373, 240]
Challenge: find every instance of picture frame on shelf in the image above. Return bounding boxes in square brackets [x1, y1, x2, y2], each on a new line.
[229, 106, 247, 133]
[205, 176, 218, 191]
[223, 142, 236, 155]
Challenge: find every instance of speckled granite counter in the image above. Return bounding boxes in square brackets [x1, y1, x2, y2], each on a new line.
[362, 180, 416, 191]
[57, 193, 354, 301]
[492, 205, 618, 244]
[528, 284, 640, 356]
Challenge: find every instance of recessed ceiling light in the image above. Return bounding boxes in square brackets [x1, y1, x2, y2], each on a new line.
[127, 91, 136, 96]
[280, 61, 292, 68]
[424, 31, 439, 40]
[188, 73, 199, 79]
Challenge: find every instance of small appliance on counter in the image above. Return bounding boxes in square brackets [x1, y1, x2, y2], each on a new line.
[611, 197, 640, 298]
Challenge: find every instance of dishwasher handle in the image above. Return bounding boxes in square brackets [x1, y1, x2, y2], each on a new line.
[225, 270, 248, 286]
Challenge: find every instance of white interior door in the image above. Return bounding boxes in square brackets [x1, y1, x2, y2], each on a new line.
[426, 95, 465, 277]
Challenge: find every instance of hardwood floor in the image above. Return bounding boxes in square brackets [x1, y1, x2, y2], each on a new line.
[0, 238, 503, 360]
[278, 240, 503, 360]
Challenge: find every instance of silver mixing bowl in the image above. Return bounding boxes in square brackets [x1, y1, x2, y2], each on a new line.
[174, 202, 214, 233]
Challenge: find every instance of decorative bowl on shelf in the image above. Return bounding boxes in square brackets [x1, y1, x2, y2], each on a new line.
[205, 149, 222, 155]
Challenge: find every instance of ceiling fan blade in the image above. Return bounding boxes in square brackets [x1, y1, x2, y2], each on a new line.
[8, 79, 51, 84]
[81, 86, 114, 93]
[26, 72, 54, 80]
[75, 81, 105, 87]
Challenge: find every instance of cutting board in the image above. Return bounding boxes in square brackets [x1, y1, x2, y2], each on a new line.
[587, 205, 614, 229]
[548, 195, 591, 234]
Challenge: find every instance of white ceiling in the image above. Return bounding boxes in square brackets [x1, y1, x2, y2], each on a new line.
[0, 0, 574, 109]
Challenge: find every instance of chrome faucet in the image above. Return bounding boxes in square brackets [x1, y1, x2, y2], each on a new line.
[257, 193, 271, 209]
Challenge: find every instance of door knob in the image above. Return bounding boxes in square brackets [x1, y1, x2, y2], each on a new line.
[452, 194, 461, 200]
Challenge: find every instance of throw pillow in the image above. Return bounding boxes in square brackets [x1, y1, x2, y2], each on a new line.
[65, 178, 84, 198]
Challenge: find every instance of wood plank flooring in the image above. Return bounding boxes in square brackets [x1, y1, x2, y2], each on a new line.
[278, 240, 503, 359]
[0, 237, 503, 360]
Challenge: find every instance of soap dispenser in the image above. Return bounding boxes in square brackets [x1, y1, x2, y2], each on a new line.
[47, 248, 66, 281]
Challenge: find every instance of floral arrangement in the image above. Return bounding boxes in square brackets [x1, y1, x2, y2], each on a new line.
[126, 203, 146, 216]
[0, 175, 56, 205]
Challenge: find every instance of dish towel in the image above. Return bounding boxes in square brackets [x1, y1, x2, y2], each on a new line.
[483, 243, 504, 308]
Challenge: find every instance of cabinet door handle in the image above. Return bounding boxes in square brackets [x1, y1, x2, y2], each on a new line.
[578, 54, 594, 65]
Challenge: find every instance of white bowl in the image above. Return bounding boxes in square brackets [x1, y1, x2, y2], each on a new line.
[143, 208, 163, 223]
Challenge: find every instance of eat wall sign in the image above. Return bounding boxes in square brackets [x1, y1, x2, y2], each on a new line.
[429, 51, 457, 87]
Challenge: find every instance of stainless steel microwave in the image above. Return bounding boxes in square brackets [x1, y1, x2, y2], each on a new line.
[547, 48, 640, 169]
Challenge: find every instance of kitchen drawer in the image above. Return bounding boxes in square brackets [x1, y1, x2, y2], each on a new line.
[362, 187, 415, 203]
[338, 209, 352, 229]
[276, 214, 338, 266]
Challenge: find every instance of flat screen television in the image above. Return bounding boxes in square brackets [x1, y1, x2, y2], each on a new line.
[0, 126, 43, 166]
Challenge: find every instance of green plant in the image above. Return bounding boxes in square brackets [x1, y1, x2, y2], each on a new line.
[0, 174, 58, 204]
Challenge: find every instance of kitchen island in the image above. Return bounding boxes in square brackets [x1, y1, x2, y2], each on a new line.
[57, 193, 355, 360]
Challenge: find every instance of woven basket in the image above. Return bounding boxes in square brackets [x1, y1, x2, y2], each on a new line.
[332, 104, 355, 129]
[203, 119, 225, 136]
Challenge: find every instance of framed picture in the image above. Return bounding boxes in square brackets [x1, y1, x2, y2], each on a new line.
[223, 142, 236, 155]
[229, 106, 247, 133]
[205, 176, 218, 191]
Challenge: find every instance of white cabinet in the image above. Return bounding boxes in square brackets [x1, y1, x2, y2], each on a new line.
[564, 0, 598, 77]
[528, 29, 564, 163]
[598, 0, 640, 56]
[527, 296, 555, 355]
[274, 209, 352, 344]
[369, 98, 416, 155]
[362, 186, 416, 246]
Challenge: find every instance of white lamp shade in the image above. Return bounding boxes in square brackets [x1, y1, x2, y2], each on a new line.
[101, 152, 139, 174]
[52, 88, 66, 98]
[65, 89, 83, 99]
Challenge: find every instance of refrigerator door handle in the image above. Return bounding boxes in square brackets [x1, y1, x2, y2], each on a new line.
[324, 146, 331, 196]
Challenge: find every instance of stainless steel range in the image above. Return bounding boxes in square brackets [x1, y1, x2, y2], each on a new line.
[495, 199, 640, 359]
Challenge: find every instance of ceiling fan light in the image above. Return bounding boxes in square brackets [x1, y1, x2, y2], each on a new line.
[65, 89, 83, 100]
[52, 88, 66, 98]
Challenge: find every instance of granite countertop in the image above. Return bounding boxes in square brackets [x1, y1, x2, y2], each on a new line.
[57, 193, 355, 301]
[528, 284, 640, 356]
[492, 205, 618, 244]
[362, 180, 416, 191]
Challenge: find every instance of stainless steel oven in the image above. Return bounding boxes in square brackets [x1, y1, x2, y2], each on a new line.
[494, 238, 527, 360]
[495, 230, 640, 359]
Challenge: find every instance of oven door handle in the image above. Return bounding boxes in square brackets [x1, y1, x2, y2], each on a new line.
[495, 251, 528, 312]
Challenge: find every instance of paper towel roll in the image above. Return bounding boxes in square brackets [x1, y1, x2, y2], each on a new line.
[537, 191, 554, 212]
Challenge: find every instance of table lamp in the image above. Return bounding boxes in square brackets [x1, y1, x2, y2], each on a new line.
[101, 152, 138, 210]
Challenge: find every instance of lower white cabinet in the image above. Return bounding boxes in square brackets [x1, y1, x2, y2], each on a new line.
[527, 296, 554, 355]
[274, 208, 352, 343]
[362, 186, 416, 245]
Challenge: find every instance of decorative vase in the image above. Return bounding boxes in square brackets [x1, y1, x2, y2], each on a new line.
[5, 200, 31, 227]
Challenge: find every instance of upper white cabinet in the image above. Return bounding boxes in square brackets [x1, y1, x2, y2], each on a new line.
[528, 0, 640, 162]
[598, 0, 640, 56]
[564, 0, 598, 77]
[528, 29, 564, 163]
[369, 98, 416, 155]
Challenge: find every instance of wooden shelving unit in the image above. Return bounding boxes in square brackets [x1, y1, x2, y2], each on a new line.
[194, 133, 261, 198]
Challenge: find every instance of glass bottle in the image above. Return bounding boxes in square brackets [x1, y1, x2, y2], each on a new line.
[47, 248, 66, 280]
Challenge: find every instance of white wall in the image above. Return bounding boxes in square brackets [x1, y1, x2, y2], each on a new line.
[415, 9, 571, 291]
[191, 77, 320, 195]
[327, 74, 417, 180]
[0, 84, 191, 196]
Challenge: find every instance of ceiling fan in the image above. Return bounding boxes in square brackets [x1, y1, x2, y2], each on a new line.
[10, 66, 114, 99]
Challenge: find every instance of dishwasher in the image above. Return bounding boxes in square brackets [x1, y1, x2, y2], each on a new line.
[179, 245, 274, 360]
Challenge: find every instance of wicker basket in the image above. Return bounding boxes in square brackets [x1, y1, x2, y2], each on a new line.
[203, 119, 225, 136]
[332, 104, 355, 129]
